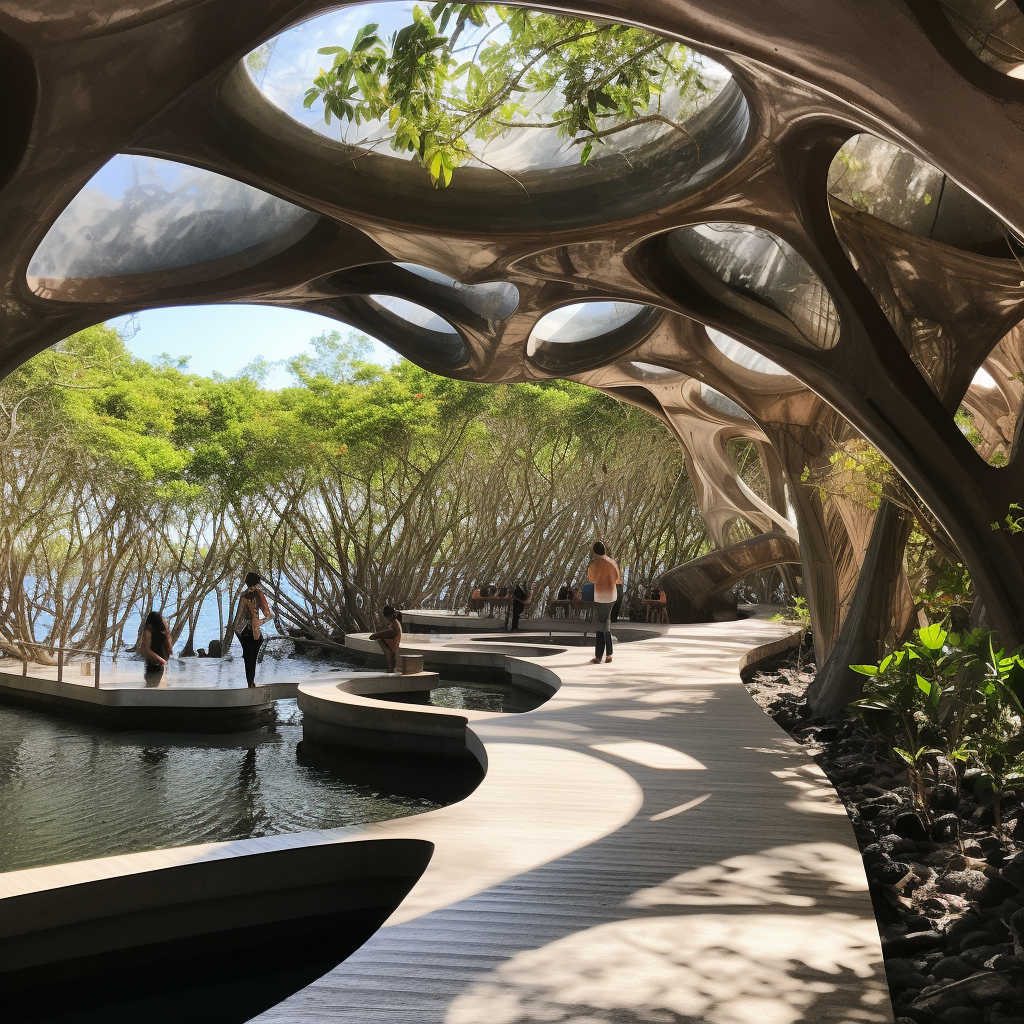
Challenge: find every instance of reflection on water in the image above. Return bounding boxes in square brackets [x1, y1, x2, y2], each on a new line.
[376, 679, 549, 713]
[430, 682, 548, 713]
[0, 699, 477, 874]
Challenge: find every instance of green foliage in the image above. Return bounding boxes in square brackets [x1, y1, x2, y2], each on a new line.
[991, 501, 1024, 534]
[850, 624, 1024, 819]
[303, 3, 712, 186]
[773, 596, 812, 669]
[915, 560, 973, 620]
[1, 325, 709, 649]
[802, 436, 891, 511]
[956, 405, 1008, 466]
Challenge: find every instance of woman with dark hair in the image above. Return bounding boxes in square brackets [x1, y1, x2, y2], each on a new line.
[235, 571, 271, 688]
[369, 605, 402, 673]
[139, 611, 172, 676]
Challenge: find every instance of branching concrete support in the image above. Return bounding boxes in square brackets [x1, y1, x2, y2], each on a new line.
[660, 532, 802, 622]
[805, 495, 916, 716]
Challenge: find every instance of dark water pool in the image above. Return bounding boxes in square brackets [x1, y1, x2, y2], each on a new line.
[374, 679, 550, 713]
[429, 681, 549, 712]
[0, 698, 480, 874]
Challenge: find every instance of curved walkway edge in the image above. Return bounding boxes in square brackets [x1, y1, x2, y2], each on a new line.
[261, 619, 894, 1024]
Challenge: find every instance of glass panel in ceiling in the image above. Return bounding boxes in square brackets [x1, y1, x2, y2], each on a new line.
[245, 3, 733, 173]
[624, 361, 685, 382]
[940, 0, 1024, 76]
[531, 302, 648, 344]
[28, 155, 316, 285]
[706, 327, 789, 375]
[368, 295, 459, 335]
[670, 223, 840, 350]
[365, 294, 468, 368]
[827, 134, 1015, 255]
[700, 384, 751, 421]
[397, 263, 519, 320]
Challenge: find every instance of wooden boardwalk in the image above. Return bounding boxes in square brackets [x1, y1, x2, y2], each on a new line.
[255, 620, 893, 1024]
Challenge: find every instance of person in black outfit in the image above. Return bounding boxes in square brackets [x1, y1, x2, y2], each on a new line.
[235, 571, 270, 688]
[511, 581, 531, 631]
[139, 610, 172, 681]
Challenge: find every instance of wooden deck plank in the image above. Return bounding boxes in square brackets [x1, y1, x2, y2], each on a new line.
[254, 621, 893, 1024]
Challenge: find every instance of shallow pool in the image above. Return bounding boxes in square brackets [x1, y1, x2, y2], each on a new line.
[429, 681, 549, 713]
[0, 698, 479, 874]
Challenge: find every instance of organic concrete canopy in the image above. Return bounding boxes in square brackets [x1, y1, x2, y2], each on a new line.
[5, 0, 1024, 647]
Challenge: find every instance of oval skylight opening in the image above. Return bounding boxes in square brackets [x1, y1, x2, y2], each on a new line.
[396, 263, 519, 320]
[530, 302, 648, 346]
[827, 134, 1017, 257]
[624, 361, 686, 382]
[700, 384, 751, 421]
[368, 295, 459, 334]
[669, 223, 840, 351]
[28, 154, 316, 298]
[940, 0, 1024, 77]
[707, 328, 789, 375]
[244, 3, 734, 173]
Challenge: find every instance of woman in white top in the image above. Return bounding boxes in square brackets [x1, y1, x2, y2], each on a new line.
[587, 541, 621, 664]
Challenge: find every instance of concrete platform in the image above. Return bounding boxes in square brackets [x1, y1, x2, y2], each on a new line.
[400, 607, 672, 635]
[0, 620, 893, 1023]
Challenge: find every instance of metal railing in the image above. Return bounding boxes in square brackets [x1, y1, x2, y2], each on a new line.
[5, 641, 103, 687]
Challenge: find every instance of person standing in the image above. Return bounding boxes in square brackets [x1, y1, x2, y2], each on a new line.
[511, 580, 531, 631]
[139, 610, 172, 679]
[235, 571, 271, 688]
[587, 541, 621, 664]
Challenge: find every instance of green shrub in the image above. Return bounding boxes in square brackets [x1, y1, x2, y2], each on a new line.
[850, 623, 1024, 823]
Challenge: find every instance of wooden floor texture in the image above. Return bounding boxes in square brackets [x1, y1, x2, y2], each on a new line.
[255, 620, 894, 1024]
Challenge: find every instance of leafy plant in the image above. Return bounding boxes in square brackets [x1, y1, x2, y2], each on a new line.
[850, 622, 1024, 821]
[991, 501, 1024, 534]
[303, 3, 713, 187]
[774, 595, 812, 670]
[915, 560, 973, 621]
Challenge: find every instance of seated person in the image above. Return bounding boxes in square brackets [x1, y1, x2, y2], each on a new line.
[469, 585, 482, 612]
[552, 582, 575, 618]
[644, 585, 668, 622]
[369, 605, 403, 673]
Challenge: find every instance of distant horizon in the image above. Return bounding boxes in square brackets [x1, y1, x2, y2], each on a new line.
[109, 304, 399, 389]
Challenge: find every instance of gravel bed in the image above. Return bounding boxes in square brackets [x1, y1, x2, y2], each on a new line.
[746, 653, 1024, 1024]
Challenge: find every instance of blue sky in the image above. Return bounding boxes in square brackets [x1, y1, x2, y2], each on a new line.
[112, 305, 397, 388]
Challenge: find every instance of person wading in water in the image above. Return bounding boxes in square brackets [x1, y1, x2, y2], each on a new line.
[139, 610, 172, 681]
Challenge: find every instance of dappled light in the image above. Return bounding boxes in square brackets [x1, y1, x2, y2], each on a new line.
[16, 1, 1024, 1020]
[444, 912, 888, 1024]
[590, 739, 707, 769]
[628, 842, 867, 908]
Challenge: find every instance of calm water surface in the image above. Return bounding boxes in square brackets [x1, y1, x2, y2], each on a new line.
[0, 669, 549, 874]
[428, 681, 548, 713]
[0, 698, 474, 874]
